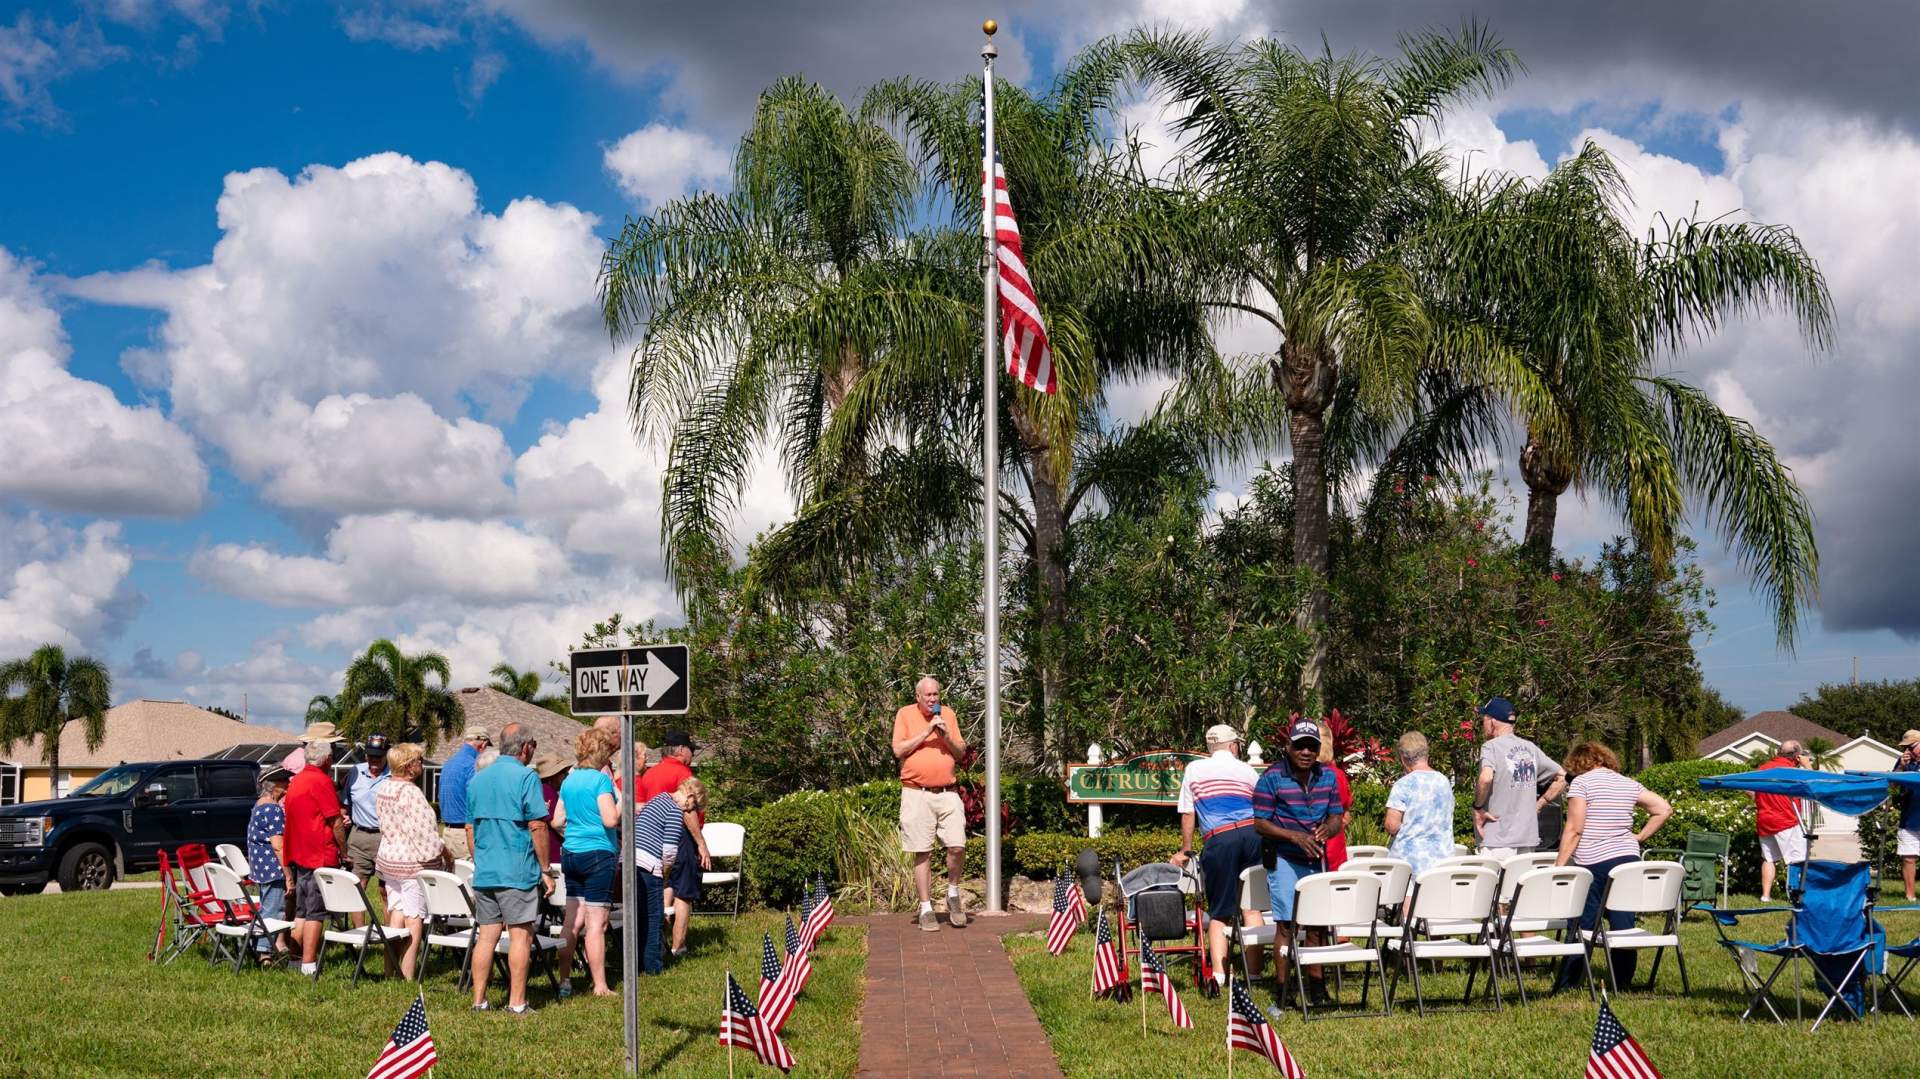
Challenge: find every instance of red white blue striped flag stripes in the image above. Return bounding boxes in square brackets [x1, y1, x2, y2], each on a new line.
[983, 153, 1056, 395]
[1140, 939, 1192, 1029]
[720, 970, 795, 1073]
[1046, 874, 1086, 956]
[1227, 977, 1304, 1077]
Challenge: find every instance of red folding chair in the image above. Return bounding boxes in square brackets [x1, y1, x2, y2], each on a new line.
[155, 844, 237, 966]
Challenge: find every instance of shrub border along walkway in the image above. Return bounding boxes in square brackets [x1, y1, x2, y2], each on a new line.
[857, 912, 1063, 1077]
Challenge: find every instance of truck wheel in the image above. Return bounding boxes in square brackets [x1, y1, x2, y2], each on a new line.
[56, 842, 115, 892]
[0, 881, 48, 896]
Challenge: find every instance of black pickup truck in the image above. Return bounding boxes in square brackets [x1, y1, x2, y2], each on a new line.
[0, 758, 261, 894]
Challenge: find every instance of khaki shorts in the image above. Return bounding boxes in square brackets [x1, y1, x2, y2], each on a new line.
[442, 825, 472, 861]
[899, 786, 965, 853]
[346, 827, 381, 878]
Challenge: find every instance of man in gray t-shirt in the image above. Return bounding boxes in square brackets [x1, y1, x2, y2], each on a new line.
[1471, 697, 1565, 854]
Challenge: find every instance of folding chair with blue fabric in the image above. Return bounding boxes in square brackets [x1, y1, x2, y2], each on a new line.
[1849, 767, 1920, 1017]
[1696, 768, 1893, 1031]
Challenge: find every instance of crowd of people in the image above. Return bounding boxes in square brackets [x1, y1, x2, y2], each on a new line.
[238, 717, 710, 1012]
[1174, 697, 1675, 1008]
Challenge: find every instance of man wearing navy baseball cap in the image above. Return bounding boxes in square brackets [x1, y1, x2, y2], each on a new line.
[1251, 717, 1346, 1007]
[1472, 697, 1564, 858]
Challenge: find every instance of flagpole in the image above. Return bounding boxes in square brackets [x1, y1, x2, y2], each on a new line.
[980, 16, 1005, 916]
[726, 973, 736, 1079]
[620, 655, 638, 1076]
[1225, 976, 1234, 1079]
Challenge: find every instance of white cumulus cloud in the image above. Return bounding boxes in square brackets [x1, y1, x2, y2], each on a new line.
[0, 516, 139, 656]
[603, 123, 730, 206]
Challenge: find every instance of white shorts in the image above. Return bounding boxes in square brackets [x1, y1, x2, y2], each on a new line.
[381, 875, 427, 920]
[1759, 830, 1806, 865]
[1898, 827, 1920, 858]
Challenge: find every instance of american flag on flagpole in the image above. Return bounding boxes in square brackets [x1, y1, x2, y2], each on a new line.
[758, 932, 801, 1034]
[1227, 978, 1305, 1077]
[1046, 874, 1087, 956]
[783, 914, 814, 996]
[365, 994, 438, 1079]
[1140, 939, 1193, 1029]
[1091, 907, 1130, 999]
[720, 971, 795, 1073]
[983, 152, 1056, 395]
[801, 875, 835, 950]
[1587, 998, 1661, 1078]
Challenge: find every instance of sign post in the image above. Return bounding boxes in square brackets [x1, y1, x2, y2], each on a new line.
[569, 644, 691, 1075]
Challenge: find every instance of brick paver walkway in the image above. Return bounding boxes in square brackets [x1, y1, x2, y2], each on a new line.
[856, 912, 1063, 1078]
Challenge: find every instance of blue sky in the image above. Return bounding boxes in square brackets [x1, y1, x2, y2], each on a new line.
[4, 1, 1919, 732]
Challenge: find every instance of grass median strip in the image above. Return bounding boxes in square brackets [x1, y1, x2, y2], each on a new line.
[1005, 886, 1920, 1078]
[0, 889, 863, 1077]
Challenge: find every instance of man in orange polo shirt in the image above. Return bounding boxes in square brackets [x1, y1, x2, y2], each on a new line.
[892, 676, 968, 931]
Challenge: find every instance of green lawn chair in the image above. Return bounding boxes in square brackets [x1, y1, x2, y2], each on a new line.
[1648, 830, 1730, 914]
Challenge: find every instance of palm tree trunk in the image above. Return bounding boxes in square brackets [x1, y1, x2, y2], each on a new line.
[47, 720, 60, 799]
[1520, 433, 1573, 565]
[1279, 342, 1338, 706]
[1012, 401, 1069, 763]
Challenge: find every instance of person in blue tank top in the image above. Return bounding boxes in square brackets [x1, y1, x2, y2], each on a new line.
[552, 727, 621, 998]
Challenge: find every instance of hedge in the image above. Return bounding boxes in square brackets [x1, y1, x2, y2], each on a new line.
[1635, 758, 1743, 798]
[1011, 830, 1185, 876]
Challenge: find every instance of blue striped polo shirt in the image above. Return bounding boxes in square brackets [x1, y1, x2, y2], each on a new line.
[1252, 762, 1344, 864]
[1177, 751, 1258, 834]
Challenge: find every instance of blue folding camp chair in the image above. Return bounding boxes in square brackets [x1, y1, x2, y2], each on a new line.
[1701, 860, 1883, 1031]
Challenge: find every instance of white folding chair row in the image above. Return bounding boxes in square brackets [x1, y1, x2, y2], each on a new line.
[1340, 845, 1391, 864]
[416, 869, 563, 991]
[1288, 872, 1392, 1020]
[1386, 866, 1504, 1017]
[1583, 861, 1690, 995]
[202, 862, 293, 972]
[701, 821, 746, 919]
[313, 867, 390, 987]
[1497, 866, 1596, 1003]
[1334, 858, 1412, 942]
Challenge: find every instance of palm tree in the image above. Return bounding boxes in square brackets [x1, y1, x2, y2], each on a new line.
[0, 644, 113, 797]
[489, 662, 571, 716]
[304, 693, 347, 729]
[337, 639, 462, 751]
[1802, 736, 1841, 772]
[1422, 145, 1831, 645]
[1125, 26, 1562, 702]
[602, 77, 964, 602]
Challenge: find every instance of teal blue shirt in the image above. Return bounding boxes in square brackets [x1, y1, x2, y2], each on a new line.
[558, 769, 618, 855]
[466, 756, 549, 890]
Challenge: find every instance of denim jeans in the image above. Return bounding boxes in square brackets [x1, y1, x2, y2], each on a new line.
[1554, 853, 1641, 990]
[636, 867, 665, 975]
[254, 879, 286, 953]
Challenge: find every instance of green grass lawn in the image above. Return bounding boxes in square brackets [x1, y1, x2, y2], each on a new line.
[1007, 887, 1920, 1078]
[0, 889, 864, 1077]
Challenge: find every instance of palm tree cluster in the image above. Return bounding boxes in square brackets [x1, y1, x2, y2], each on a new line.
[316, 638, 463, 752]
[0, 644, 113, 786]
[601, 23, 1830, 749]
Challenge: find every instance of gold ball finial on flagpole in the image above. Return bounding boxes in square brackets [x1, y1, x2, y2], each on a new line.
[983, 19, 998, 36]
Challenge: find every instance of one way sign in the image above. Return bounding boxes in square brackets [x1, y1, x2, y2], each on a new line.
[567, 644, 690, 716]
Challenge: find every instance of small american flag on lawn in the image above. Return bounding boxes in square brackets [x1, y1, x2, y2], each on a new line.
[720, 971, 794, 1073]
[783, 914, 814, 996]
[1140, 939, 1192, 1029]
[365, 994, 437, 1079]
[1227, 978, 1304, 1077]
[984, 152, 1056, 394]
[796, 888, 815, 952]
[1091, 907, 1130, 999]
[1045, 874, 1087, 956]
[801, 875, 835, 950]
[758, 932, 801, 1033]
[1588, 998, 1661, 1079]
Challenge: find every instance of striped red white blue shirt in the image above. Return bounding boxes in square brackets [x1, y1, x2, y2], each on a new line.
[1177, 751, 1258, 835]
[1569, 768, 1644, 865]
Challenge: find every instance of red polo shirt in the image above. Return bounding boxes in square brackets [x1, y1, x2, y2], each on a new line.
[283, 765, 342, 869]
[1753, 756, 1800, 836]
[638, 756, 701, 827]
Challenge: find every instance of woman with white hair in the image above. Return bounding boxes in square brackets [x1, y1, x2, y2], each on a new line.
[375, 742, 447, 980]
[1384, 731, 1454, 880]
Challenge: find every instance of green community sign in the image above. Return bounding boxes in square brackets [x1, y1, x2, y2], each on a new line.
[1063, 750, 1203, 806]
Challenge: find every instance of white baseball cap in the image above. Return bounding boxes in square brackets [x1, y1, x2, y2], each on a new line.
[1205, 724, 1241, 745]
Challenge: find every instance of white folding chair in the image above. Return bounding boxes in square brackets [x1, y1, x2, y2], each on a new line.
[1287, 871, 1390, 1020]
[415, 869, 563, 992]
[214, 843, 254, 884]
[452, 859, 476, 886]
[1452, 843, 1472, 857]
[542, 862, 568, 935]
[312, 867, 390, 986]
[699, 822, 746, 918]
[202, 862, 288, 972]
[1387, 865, 1504, 1017]
[1498, 853, 1560, 905]
[1588, 860, 1690, 996]
[1335, 858, 1414, 943]
[1497, 866, 1594, 1004]
[1341, 845, 1391, 865]
[1232, 866, 1275, 985]
[1423, 856, 1507, 936]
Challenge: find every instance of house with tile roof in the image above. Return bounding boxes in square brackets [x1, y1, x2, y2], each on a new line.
[1, 698, 294, 802]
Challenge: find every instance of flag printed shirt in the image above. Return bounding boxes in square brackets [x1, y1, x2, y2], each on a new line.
[1177, 750, 1258, 834]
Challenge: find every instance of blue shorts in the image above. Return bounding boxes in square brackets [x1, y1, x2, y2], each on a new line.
[1266, 857, 1321, 924]
[562, 849, 618, 907]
